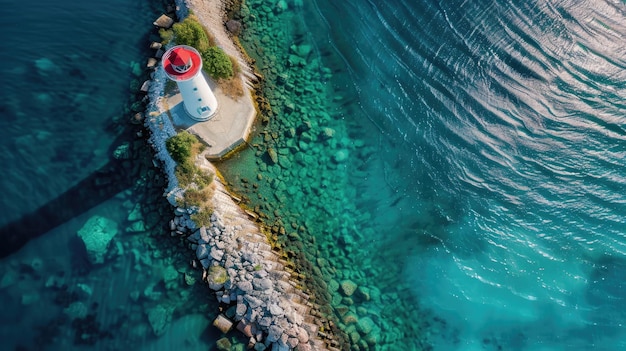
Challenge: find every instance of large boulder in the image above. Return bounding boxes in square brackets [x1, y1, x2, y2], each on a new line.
[207, 266, 229, 291]
[340, 280, 358, 297]
[77, 216, 118, 264]
[147, 304, 173, 336]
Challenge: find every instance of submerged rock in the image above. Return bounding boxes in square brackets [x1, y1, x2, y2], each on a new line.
[340, 280, 358, 297]
[147, 305, 172, 336]
[77, 216, 118, 264]
[216, 337, 232, 351]
[267, 148, 278, 164]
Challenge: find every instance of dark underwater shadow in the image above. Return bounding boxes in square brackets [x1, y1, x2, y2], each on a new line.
[0, 130, 143, 259]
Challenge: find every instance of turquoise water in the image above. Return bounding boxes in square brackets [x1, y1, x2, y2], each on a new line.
[220, 0, 626, 349]
[3, 0, 626, 350]
[0, 0, 228, 350]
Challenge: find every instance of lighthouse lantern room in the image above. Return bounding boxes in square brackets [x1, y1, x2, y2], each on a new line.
[162, 45, 218, 121]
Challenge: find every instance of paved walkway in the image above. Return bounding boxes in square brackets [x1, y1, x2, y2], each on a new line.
[164, 72, 256, 159]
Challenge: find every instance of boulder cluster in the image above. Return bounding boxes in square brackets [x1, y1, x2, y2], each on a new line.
[168, 184, 328, 351]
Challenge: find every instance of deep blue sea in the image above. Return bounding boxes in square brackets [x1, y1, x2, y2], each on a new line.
[2, 0, 626, 350]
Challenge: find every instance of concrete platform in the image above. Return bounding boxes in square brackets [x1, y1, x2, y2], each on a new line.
[164, 72, 256, 159]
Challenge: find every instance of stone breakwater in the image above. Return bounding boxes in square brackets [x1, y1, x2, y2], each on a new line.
[146, 103, 338, 350]
[168, 159, 337, 351]
[144, 21, 338, 351]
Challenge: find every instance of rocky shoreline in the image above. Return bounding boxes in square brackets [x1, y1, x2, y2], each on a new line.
[144, 1, 340, 350]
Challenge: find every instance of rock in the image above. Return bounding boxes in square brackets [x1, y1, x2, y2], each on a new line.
[268, 304, 284, 317]
[64, 301, 88, 319]
[147, 58, 158, 69]
[328, 279, 340, 292]
[213, 314, 233, 333]
[320, 127, 335, 139]
[140, 80, 150, 93]
[207, 266, 229, 290]
[296, 344, 311, 351]
[200, 258, 211, 269]
[153, 14, 174, 28]
[275, 0, 288, 13]
[237, 320, 253, 337]
[356, 317, 375, 335]
[245, 295, 263, 309]
[147, 305, 172, 336]
[226, 19, 242, 35]
[77, 216, 118, 264]
[126, 220, 146, 233]
[198, 227, 211, 244]
[267, 325, 283, 343]
[150, 42, 162, 50]
[342, 312, 359, 325]
[356, 286, 371, 301]
[284, 309, 303, 325]
[333, 149, 349, 163]
[252, 278, 272, 291]
[254, 342, 266, 351]
[363, 328, 381, 346]
[113, 142, 131, 160]
[1, 268, 18, 289]
[340, 280, 358, 297]
[21, 293, 39, 305]
[210, 247, 225, 261]
[258, 316, 272, 327]
[295, 327, 309, 344]
[349, 330, 360, 344]
[284, 102, 296, 113]
[237, 281, 253, 293]
[184, 273, 196, 286]
[162, 265, 179, 284]
[267, 148, 278, 164]
[287, 337, 299, 348]
[236, 302, 248, 318]
[196, 244, 209, 260]
[216, 337, 232, 351]
[272, 342, 289, 351]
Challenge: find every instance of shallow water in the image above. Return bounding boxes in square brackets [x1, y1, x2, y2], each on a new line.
[221, 0, 626, 349]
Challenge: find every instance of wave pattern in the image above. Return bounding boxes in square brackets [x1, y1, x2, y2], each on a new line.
[313, 0, 626, 348]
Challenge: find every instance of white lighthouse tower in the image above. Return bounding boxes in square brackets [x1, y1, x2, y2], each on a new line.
[162, 45, 218, 121]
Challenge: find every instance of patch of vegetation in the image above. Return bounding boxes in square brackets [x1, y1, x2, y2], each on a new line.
[175, 159, 213, 188]
[190, 206, 214, 227]
[166, 131, 215, 222]
[202, 46, 234, 80]
[220, 76, 244, 99]
[159, 28, 174, 44]
[171, 15, 214, 51]
[166, 131, 197, 163]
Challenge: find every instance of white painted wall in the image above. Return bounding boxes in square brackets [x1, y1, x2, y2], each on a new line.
[177, 73, 219, 121]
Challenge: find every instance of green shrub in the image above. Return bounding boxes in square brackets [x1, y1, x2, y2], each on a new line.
[201, 47, 234, 80]
[159, 28, 174, 44]
[182, 188, 212, 207]
[191, 206, 214, 227]
[175, 160, 213, 188]
[172, 16, 212, 51]
[166, 131, 197, 163]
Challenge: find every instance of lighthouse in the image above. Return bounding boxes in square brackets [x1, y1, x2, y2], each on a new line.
[162, 45, 218, 121]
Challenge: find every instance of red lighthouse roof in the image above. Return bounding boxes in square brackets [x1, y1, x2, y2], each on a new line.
[170, 48, 192, 66]
[162, 45, 203, 81]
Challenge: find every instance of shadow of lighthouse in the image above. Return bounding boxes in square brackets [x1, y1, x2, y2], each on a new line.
[0, 130, 153, 259]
